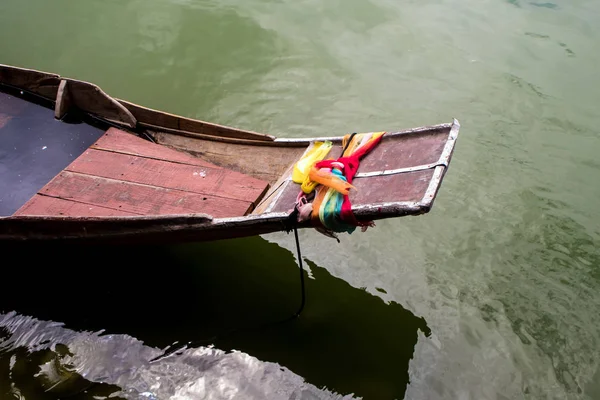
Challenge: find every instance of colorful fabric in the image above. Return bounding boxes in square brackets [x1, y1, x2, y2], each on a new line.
[292, 131, 385, 233]
[307, 164, 354, 195]
[292, 141, 332, 185]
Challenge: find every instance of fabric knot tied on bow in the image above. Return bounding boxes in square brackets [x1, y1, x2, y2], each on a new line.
[292, 131, 385, 235]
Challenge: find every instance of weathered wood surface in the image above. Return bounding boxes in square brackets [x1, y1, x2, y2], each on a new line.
[118, 99, 275, 141]
[63, 79, 137, 128]
[13, 128, 270, 219]
[0, 213, 293, 244]
[26, 171, 254, 217]
[1, 64, 274, 138]
[91, 128, 218, 168]
[353, 129, 450, 173]
[251, 163, 297, 215]
[152, 131, 307, 184]
[54, 79, 71, 120]
[66, 149, 267, 202]
[17, 195, 134, 217]
[0, 64, 60, 100]
[265, 124, 456, 215]
[352, 170, 435, 203]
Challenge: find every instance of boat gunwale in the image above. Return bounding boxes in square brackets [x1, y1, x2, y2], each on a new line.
[0, 63, 275, 143]
[0, 199, 427, 242]
[258, 119, 460, 213]
[0, 63, 455, 146]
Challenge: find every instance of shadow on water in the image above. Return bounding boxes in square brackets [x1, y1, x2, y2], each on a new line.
[0, 236, 429, 399]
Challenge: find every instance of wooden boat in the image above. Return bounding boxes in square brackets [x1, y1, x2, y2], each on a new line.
[0, 64, 460, 243]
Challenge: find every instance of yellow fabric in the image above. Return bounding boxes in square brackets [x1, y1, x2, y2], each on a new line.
[294, 132, 384, 195]
[301, 172, 321, 194]
[342, 132, 385, 157]
[292, 141, 332, 184]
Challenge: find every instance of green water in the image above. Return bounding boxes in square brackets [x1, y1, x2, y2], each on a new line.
[1, 0, 599, 399]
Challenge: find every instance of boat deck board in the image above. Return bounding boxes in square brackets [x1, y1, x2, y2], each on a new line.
[267, 129, 450, 213]
[14, 128, 270, 218]
[90, 128, 218, 168]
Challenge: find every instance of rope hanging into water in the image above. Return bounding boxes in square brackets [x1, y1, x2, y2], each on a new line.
[292, 131, 386, 236]
[149, 211, 306, 364]
[291, 215, 306, 318]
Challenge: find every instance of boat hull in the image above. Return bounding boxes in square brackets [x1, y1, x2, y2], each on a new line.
[0, 64, 460, 243]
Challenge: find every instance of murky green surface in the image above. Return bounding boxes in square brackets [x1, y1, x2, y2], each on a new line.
[1, 0, 599, 399]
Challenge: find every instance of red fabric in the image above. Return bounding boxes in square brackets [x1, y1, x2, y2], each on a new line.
[313, 134, 384, 227]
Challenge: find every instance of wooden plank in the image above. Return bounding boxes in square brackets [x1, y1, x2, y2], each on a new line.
[54, 79, 71, 120]
[65, 79, 137, 128]
[266, 181, 301, 214]
[251, 162, 296, 215]
[40, 171, 254, 217]
[66, 149, 269, 203]
[268, 169, 434, 213]
[0, 64, 61, 100]
[0, 213, 288, 244]
[152, 131, 306, 184]
[118, 99, 275, 141]
[351, 170, 434, 204]
[15, 195, 136, 216]
[91, 128, 218, 168]
[357, 131, 449, 172]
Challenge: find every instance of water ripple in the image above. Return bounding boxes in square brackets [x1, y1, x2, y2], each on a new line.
[0, 312, 352, 400]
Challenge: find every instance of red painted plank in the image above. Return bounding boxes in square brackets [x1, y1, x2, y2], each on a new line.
[15, 195, 136, 216]
[66, 149, 269, 203]
[92, 128, 218, 168]
[40, 171, 252, 217]
[269, 169, 434, 213]
[352, 131, 448, 173]
[351, 169, 434, 204]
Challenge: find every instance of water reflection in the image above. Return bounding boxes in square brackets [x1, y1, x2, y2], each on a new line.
[0, 334, 123, 399]
[0, 312, 345, 400]
[0, 236, 429, 399]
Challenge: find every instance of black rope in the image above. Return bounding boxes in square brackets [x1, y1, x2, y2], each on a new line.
[292, 224, 306, 318]
[150, 209, 306, 363]
[342, 132, 358, 155]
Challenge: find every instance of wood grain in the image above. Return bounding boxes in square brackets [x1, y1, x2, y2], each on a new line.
[0, 64, 61, 100]
[54, 79, 71, 120]
[66, 79, 137, 128]
[66, 149, 268, 203]
[118, 99, 275, 141]
[152, 131, 306, 185]
[39, 171, 253, 217]
[357, 130, 449, 172]
[15, 195, 135, 216]
[92, 128, 218, 168]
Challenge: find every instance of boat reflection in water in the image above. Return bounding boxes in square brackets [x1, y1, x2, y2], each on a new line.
[0, 236, 430, 399]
